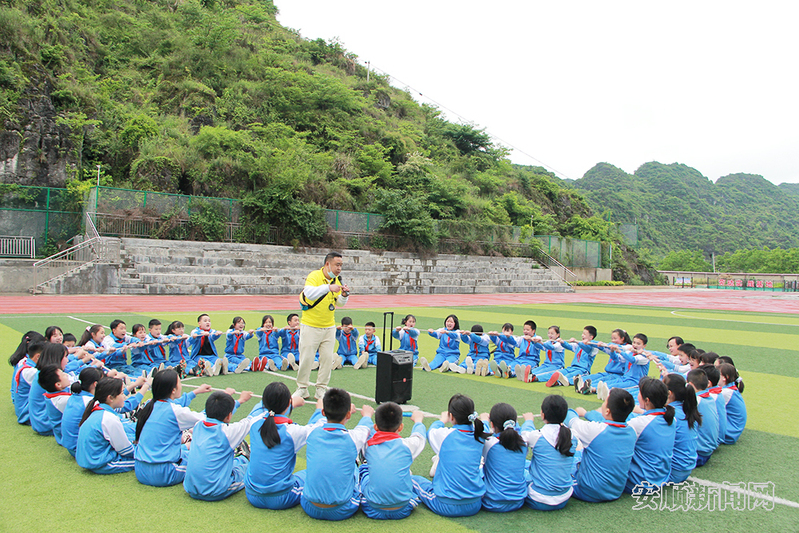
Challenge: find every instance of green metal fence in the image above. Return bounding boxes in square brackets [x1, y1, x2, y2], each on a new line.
[0, 185, 83, 255]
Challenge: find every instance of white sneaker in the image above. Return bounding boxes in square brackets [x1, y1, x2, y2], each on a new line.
[464, 356, 474, 374]
[293, 388, 310, 400]
[429, 455, 440, 477]
[314, 387, 327, 401]
[211, 359, 222, 376]
[287, 353, 298, 371]
[354, 353, 368, 370]
[449, 362, 465, 374]
[221, 357, 229, 375]
[557, 372, 570, 387]
[235, 358, 250, 374]
[477, 360, 488, 377]
[515, 364, 523, 381]
[439, 362, 449, 373]
[332, 355, 343, 370]
[420, 357, 431, 372]
[597, 381, 610, 401]
[311, 359, 320, 371]
[499, 361, 509, 378]
[267, 358, 278, 372]
[489, 360, 500, 378]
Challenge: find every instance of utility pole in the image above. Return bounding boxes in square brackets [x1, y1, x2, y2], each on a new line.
[366, 61, 370, 83]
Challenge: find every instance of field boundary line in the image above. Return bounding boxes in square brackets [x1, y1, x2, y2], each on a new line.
[687, 476, 799, 509]
[670, 310, 799, 327]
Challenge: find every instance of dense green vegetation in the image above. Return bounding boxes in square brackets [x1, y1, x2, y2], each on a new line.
[572, 162, 799, 259]
[659, 247, 799, 274]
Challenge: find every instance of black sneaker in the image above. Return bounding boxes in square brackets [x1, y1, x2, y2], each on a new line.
[176, 361, 186, 379]
[235, 439, 250, 460]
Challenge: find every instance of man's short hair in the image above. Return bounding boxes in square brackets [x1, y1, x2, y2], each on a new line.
[324, 251, 343, 265]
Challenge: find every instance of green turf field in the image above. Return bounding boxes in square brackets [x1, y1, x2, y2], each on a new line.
[2, 302, 797, 532]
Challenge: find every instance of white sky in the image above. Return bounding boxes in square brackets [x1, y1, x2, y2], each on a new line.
[275, 1, 799, 185]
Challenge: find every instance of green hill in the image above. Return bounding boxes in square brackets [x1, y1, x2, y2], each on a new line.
[574, 162, 799, 256]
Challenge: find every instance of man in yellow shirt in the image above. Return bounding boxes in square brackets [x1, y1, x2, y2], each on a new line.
[294, 251, 350, 400]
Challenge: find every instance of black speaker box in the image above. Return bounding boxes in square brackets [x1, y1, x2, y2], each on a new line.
[375, 349, 413, 404]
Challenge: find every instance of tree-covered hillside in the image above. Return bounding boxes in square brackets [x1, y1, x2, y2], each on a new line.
[573, 162, 799, 256]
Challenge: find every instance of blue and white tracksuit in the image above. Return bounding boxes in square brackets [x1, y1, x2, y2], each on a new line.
[521, 420, 577, 510]
[488, 334, 517, 369]
[695, 390, 719, 465]
[481, 425, 527, 512]
[584, 343, 628, 384]
[392, 328, 419, 364]
[358, 334, 382, 366]
[138, 333, 168, 372]
[43, 390, 71, 445]
[530, 340, 567, 378]
[12, 357, 36, 424]
[426, 330, 462, 370]
[76, 403, 136, 474]
[102, 334, 138, 375]
[336, 328, 359, 366]
[604, 348, 651, 390]
[279, 329, 301, 362]
[720, 384, 746, 444]
[537, 341, 598, 382]
[459, 333, 491, 373]
[625, 408, 676, 493]
[514, 336, 542, 371]
[225, 330, 253, 369]
[166, 335, 196, 372]
[255, 329, 281, 366]
[28, 373, 54, 436]
[709, 386, 728, 445]
[668, 401, 697, 483]
[186, 328, 223, 365]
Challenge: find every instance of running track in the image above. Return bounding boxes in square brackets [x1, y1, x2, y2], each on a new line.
[2, 288, 799, 314]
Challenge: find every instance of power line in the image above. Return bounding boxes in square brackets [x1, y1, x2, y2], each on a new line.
[366, 62, 573, 181]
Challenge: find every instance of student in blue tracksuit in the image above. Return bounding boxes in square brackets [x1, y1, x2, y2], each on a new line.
[129, 324, 151, 371]
[334, 317, 359, 367]
[605, 333, 652, 391]
[718, 363, 746, 444]
[521, 395, 577, 510]
[78, 325, 110, 368]
[38, 365, 73, 446]
[392, 314, 420, 364]
[224, 317, 253, 374]
[279, 314, 301, 368]
[527, 326, 567, 382]
[567, 388, 637, 502]
[580, 329, 631, 395]
[62, 367, 114, 456]
[183, 389, 255, 501]
[703, 364, 728, 446]
[664, 373, 700, 483]
[29, 343, 70, 436]
[134, 369, 212, 486]
[299, 388, 373, 521]
[419, 315, 462, 372]
[9, 331, 44, 398]
[359, 402, 426, 519]
[187, 314, 225, 376]
[245, 382, 321, 510]
[412, 393, 487, 517]
[479, 403, 527, 512]
[165, 321, 195, 377]
[253, 315, 283, 372]
[488, 323, 518, 378]
[540, 325, 599, 388]
[688, 368, 718, 466]
[356, 322, 381, 369]
[510, 320, 540, 380]
[140, 319, 169, 374]
[76, 377, 137, 474]
[452, 325, 491, 376]
[625, 377, 677, 493]
[11, 340, 43, 425]
[101, 320, 138, 376]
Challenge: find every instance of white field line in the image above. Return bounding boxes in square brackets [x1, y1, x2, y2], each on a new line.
[669, 310, 799, 327]
[686, 476, 799, 509]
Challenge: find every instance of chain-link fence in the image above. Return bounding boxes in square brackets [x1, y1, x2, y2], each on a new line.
[619, 223, 638, 246]
[534, 235, 602, 268]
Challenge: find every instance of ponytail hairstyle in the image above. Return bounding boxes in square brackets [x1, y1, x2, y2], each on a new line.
[718, 362, 738, 387]
[612, 328, 632, 345]
[166, 320, 184, 335]
[79, 377, 124, 426]
[401, 314, 416, 326]
[131, 323, 145, 336]
[9, 331, 45, 366]
[549, 325, 560, 336]
[638, 377, 675, 425]
[541, 395, 574, 456]
[664, 373, 702, 428]
[78, 325, 104, 346]
[261, 314, 274, 328]
[447, 393, 485, 442]
[259, 382, 292, 448]
[71, 366, 103, 394]
[444, 314, 460, 331]
[489, 402, 524, 452]
[135, 369, 179, 441]
[38, 342, 68, 369]
[44, 326, 64, 343]
[230, 316, 244, 330]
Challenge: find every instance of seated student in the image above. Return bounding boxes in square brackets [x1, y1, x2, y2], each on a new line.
[567, 388, 637, 502]
[718, 362, 746, 444]
[717, 355, 744, 394]
[594, 333, 652, 400]
[334, 317, 359, 369]
[299, 388, 373, 521]
[451, 325, 491, 376]
[653, 340, 692, 377]
[521, 395, 577, 511]
[164, 321, 194, 378]
[183, 389, 254, 501]
[140, 319, 170, 376]
[29, 343, 70, 436]
[359, 402, 427, 519]
[488, 323, 518, 379]
[102, 320, 138, 376]
[526, 326, 567, 383]
[412, 394, 487, 517]
[699, 351, 719, 366]
[224, 317, 253, 374]
[38, 365, 75, 446]
[278, 314, 301, 370]
[419, 314, 461, 373]
[356, 322, 382, 369]
[11, 339, 44, 425]
[61, 367, 106, 457]
[625, 377, 676, 493]
[702, 364, 728, 446]
[580, 329, 631, 394]
[78, 325, 110, 369]
[187, 314, 224, 376]
[687, 368, 718, 466]
[513, 320, 541, 381]
[76, 377, 137, 474]
[392, 315, 420, 365]
[134, 369, 212, 487]
[10, 331, 44, 395]
[479, 403, 527, 512]
[253, 315, 283, 372]
[535, 325, 598, 388]
[245, 382, 321, 510]
[663, 374, 700, 483]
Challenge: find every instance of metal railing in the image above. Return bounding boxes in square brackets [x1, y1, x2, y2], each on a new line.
[532, 248, 578, 285]
[0, 235, 35, 258]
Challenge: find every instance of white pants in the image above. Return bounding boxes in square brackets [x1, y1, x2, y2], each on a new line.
[296, 324, 335, 397]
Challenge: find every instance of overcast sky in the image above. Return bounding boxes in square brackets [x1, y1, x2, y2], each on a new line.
[275, 1, 799, 185]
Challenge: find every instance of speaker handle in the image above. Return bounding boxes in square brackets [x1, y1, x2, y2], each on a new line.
[383, 311, 395, 350]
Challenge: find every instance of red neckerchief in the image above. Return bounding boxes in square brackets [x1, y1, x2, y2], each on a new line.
[273, 414, 293, 424]
[44, 390, 71, 399]
[203, 420, 218, 427]
[728, 384, 738, 391]
[698, 391, 711, 398]
[605, 421, 627, 428]
[365, 338, 375, 353]
[290, 331, 298, 350]
[367, 431, 402, 446]
[14, 362, 33, 387]
[410, 336, 417, 350]
[233, 332, 241, 354]
[344, 331, 353, 350]
[547, 349, 552, 362]
[709, 386, 722, 394]
[91, 403, 104, 413]
[647, 409, 666, 417]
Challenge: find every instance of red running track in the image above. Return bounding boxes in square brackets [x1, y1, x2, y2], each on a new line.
[2, 288, 799, 315]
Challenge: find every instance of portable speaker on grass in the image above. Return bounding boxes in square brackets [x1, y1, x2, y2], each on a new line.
[375, 349, 413, 404]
